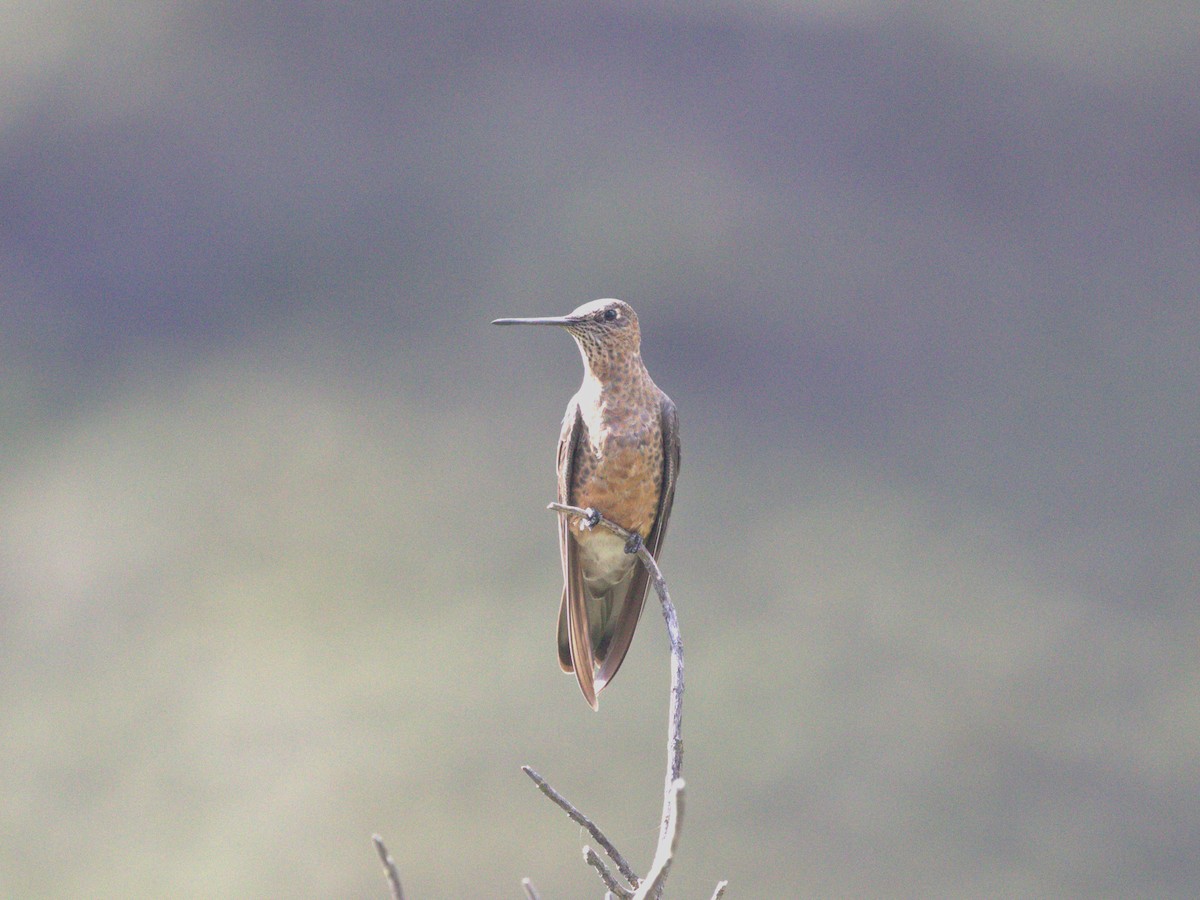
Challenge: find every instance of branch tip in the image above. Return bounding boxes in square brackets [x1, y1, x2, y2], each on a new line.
[372, 834, 405, 900]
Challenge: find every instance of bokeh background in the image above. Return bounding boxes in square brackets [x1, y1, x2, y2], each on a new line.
[2, 2, 1198, 897]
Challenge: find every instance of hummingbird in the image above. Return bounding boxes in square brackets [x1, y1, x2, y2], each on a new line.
[493, 299, 680, 709]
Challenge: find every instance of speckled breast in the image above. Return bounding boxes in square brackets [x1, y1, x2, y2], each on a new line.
[570, 421, 663, 541]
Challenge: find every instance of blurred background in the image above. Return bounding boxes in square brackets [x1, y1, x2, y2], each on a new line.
[2, 2, 1198, 897]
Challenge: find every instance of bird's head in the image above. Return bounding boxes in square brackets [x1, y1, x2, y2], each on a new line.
[493, 299, 642, 372]
[558, 299, 640, 354]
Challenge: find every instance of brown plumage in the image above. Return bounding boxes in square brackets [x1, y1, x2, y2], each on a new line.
[493, 299, 680, 709]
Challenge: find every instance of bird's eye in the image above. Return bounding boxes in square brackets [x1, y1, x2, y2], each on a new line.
[603, 308, 618, 322]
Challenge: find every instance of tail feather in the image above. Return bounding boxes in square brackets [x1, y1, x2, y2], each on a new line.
[557, 570, 637, 698]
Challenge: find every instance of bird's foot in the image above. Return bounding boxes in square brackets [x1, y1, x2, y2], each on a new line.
[624, 532, 643, 555]
[581, 507, 602, 530]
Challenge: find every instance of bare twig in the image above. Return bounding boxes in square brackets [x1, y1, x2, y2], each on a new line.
[585, 846, 633, 898]
[521, 765, 639, 888]
[521, 877, 541, 900]
[372, 834, 405, 900]
[711, 879, 730, 899]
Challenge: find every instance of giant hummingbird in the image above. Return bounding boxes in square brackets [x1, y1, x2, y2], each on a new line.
[493, 299, 680, 709]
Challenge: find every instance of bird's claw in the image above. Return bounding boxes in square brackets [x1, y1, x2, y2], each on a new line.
[624, 533, 643, 555]
[582, 507, 602, 530]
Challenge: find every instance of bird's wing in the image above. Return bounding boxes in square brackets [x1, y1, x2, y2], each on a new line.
[554, 399, 598, 709]
[595, 391, 680, 690]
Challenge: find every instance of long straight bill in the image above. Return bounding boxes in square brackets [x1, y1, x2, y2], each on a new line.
[492, 316, 576, 326]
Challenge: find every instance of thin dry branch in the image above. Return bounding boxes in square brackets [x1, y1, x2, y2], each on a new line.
[585, 846, 633, 898]
[711, 879, 730, 899]
[521, 877, 541, 900]
[372, 834, 405, 900]
[521, 765, 639, 888]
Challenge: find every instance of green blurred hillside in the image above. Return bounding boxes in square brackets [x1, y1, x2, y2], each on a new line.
[2, 2, 1199, 897]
